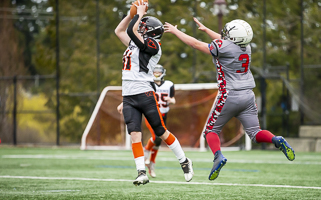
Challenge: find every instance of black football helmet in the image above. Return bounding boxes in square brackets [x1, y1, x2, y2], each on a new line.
[138, 16, 164, 40]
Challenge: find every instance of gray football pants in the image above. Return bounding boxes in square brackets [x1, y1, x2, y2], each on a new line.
[205, 89, 261, 143]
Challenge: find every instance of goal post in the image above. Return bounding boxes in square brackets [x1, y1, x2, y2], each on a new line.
[80, 86, 122, 150]
[80, 83, 250, 151]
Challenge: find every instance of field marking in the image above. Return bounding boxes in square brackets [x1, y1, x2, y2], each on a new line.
[41, 190, 81, 193]
[96, 165, 259, 172]
[1, 175, 321, 190]
[2, 155, 321, 165]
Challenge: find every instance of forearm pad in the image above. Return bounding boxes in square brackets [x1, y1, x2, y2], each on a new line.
[127, 14, 144, 49]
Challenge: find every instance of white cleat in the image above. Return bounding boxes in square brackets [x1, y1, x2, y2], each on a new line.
[180, 158, 194, 182]
[133, 170, 149, 186]
[146, 161, 156, 178]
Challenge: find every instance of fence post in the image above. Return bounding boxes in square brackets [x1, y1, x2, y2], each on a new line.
[300, 0, 305, 125]
[261, 0, 267, 150]
[96, 0, 100, 101]
[13, 76, 17, 145]
[56, 0, 60, 146]
[286, 63, 290, 137]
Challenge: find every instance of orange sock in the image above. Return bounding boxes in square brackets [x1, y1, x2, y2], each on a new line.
[132, 142, 144, 159]
[145, 137, 155, 151]
[150, 148, 159, 163]
[164, 132, 176, 145]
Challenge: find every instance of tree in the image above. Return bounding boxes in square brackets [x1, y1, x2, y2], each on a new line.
[3, 0, 319, 143]
[0, 0, 25, 142]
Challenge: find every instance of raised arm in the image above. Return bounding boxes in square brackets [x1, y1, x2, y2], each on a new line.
[126, 1, 147, 49]
[115, 15, 132, 47]
[164, 22, 211, 55]
[193, 17, 221, 40]
[115, 1, 147, 47]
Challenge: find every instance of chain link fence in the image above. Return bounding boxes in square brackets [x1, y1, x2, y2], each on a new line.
[1, 0, 320, 146]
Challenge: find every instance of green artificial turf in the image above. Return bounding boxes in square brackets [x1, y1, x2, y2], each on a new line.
[0, 147, 320, 199]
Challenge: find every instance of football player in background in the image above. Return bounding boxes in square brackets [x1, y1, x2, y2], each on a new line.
[144, 64, 176, 178]
[114, 1, 193, 186]
[164, 17, 295, 181]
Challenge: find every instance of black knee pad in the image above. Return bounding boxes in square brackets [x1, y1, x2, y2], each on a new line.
[154, 137, 162, 146]
[126, 122, 141, 134]
[154, 126, 166, 137]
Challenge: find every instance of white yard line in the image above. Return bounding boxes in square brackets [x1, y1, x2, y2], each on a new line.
[1, 175, 321, 190]
[2, 155, 321, 165]
[41, 190, 81, 192]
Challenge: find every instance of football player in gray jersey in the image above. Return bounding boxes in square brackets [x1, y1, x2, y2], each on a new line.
[165, 18, 295, 181]
[115, 1, 193, 186]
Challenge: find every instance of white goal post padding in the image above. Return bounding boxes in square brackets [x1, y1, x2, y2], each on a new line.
[80, 83, 251, 151]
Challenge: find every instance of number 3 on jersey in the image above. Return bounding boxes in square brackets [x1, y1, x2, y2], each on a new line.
[236, 54, 249, 73]
[122, 50, 132, 70]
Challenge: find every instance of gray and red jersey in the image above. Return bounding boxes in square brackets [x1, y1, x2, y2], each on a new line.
[122, 38, 162, 96]
[205, 39, 261, 142]
[208, 39, 255, 91]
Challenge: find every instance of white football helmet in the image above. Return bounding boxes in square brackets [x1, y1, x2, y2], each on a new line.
[153, 64, 166, 81]
[221, 19, 253, 47]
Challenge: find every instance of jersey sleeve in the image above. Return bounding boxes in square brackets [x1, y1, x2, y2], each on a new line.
[169, 81, 175, 98]
[208, 39, 224, 58]
[127, 15, 145, 49]
[141, 38, 160, 56]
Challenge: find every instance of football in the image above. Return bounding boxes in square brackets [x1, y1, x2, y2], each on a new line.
[130, 0, 149, 19]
